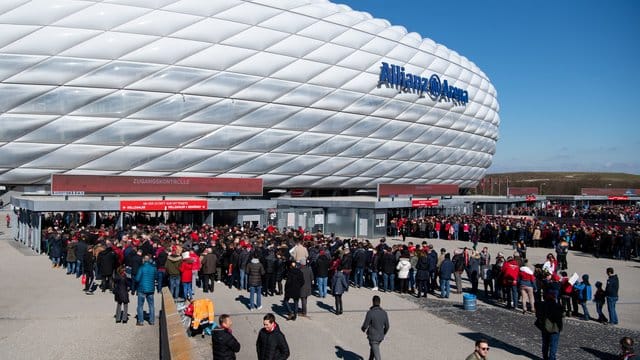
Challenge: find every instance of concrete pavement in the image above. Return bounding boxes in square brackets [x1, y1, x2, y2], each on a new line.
[189, 235, 640, 359]
[1, 211, 637, 359]
[0, 210, 158, 360]
[400, 236, 640, 331]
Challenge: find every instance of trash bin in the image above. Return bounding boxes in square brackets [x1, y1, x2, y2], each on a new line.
[463, 293, 477, 311]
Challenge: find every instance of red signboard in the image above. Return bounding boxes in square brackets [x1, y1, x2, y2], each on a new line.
[411, 199, 440, 207]
[290, 189, 305, 197]
[378, 184, 458, 197]
[508, 187, 539, 196]
[608, 196, 629, 201]
[120, 200, 208, 211]
[525, 195, 537, 202]
[51, 174, 262, 195]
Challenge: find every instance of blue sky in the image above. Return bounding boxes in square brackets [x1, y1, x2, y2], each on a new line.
[338, 0, 640, 174]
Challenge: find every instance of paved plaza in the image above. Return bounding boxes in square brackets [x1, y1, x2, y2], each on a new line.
[0, 210, 638, 359]
[0, 210, 157, 360]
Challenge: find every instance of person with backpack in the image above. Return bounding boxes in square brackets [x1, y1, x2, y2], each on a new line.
[536, 293, 564, 360]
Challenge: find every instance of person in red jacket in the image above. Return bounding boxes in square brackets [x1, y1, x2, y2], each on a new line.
[189, 249, 201, 295]
[501, 256, 520, 310]
[180, 253, 194, 300]
[559, 271, 573, 317]
[519, 264, 537, 314]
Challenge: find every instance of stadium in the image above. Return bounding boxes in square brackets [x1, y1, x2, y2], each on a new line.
[0, 0, 500, 192]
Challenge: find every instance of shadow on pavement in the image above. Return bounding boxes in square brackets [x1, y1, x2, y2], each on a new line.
[580, 347, 617, 359]
[316, 300, 335, 314]
[234, 295, 251, 309]
[459, 332, 542, 360]
[571, 252, 596, 258]
[334, 345, 364, 360]
[269, 302, 289, 320]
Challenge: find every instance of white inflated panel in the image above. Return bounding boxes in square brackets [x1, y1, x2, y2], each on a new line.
[0, 0, 499, 188]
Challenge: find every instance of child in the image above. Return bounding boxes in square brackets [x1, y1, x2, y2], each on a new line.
[113, 265, 129, 323]
[559, 271, 573, 317]
[593, 281, 607, 324]
[573, 274, 592, 320]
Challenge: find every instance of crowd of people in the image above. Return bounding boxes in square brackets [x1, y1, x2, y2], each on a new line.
[38, 211, 636, 359]
[508, 204, 640, 224]
[388, 206, 640, 261]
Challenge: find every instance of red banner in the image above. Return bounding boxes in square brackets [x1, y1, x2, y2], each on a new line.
[290, 189, 305, 197]
[120, 200, 208, 211]
[378, 184, 458, 197]
[608, 196, 629, 201]
[411, 199, 440, 207]
[52, 174, 263, 195]
[525, 195, 537, 202]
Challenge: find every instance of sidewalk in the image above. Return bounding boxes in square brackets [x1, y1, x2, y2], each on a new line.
[0, 211, 158, 360]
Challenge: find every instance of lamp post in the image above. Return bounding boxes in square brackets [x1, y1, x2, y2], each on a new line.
[539, 183, 546, 195]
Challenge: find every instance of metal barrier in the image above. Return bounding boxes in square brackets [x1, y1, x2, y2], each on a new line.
[159, 288, 194, 360]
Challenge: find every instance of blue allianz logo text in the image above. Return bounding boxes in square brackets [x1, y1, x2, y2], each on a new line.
[378, 62, 468, 105]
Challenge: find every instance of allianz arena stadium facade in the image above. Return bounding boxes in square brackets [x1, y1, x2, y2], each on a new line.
[0, 0, 500, 191]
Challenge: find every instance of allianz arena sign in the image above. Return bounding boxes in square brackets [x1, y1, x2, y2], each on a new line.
[378, 62, 469, 106]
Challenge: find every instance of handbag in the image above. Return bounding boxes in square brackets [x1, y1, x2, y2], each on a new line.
[544, 318, 560, 333]
[81, 274, 86, 285]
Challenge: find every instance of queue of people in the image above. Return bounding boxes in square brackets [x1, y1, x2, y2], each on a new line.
[40, 220, 625, 323]
[37, 218, 633, 359]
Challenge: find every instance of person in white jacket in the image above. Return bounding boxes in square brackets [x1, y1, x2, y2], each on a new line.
[396, 252, 412, 294]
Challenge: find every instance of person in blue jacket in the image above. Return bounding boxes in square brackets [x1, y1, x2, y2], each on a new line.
[331, 265, 349, 315]
[439, 253, 455, 298]
[573, 274, 592, 321]
[135, 255, 157, 326]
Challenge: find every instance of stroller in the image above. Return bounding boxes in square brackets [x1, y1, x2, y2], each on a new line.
[183, 298, 215, 337]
